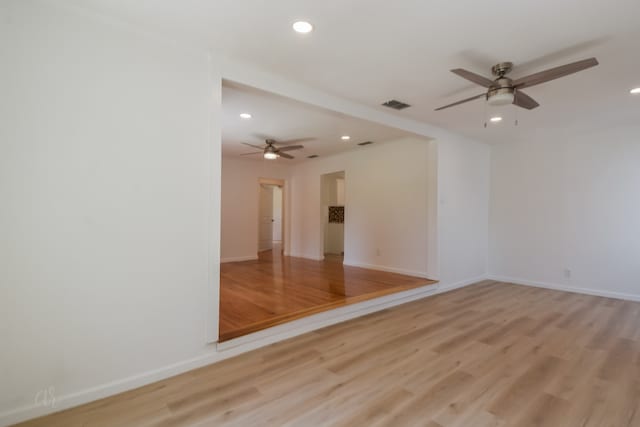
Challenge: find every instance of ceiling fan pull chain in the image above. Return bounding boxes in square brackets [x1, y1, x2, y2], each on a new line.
[483, 97, 488, 128]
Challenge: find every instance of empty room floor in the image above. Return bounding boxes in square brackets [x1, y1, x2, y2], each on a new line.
[20, 281, 640, 426]
[219, 248, 437, 341]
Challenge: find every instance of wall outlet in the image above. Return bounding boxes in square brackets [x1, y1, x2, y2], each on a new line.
[564, 268, 572, 279]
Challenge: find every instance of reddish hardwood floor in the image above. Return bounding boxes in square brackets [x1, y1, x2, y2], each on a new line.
[219, 248, 437, 341]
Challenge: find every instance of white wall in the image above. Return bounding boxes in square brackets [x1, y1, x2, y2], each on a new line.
[220, 157, 291, 261]
[290, 137, 437, 277]
[437, 135, 491, 288]
[489, 126, 640, 299]
[1, 1, 220, 422]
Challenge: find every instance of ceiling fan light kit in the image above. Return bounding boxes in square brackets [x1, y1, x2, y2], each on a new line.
[486, 88, 514, 106]
[435, 57, 599, 112]
[263, 145, 279, 159]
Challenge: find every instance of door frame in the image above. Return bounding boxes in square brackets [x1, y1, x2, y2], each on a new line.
[257, 177, 286, 255]
[319, 171, 346, 259]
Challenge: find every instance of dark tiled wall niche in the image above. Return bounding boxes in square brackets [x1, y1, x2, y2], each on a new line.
[328, 206, 344, 223]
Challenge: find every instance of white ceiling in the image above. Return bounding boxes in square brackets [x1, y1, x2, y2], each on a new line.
[222, 82, 415, 163]
[69, 0, 640, 143]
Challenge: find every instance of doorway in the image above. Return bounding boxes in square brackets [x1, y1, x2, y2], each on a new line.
[258, 178, 284, 254]
[321, 171, 345, 258]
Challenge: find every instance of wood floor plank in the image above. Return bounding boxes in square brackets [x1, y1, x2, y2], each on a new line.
[15, 281, 640, 427]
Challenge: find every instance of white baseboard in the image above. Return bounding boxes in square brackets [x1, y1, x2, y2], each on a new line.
[0, 349, 226, 426]
[438, 275, 489, 293]
[2, 276, 494, 426]
[342, 260, 432, 279]
[488, 275, 640, 302]
[220, 255, 258, 263]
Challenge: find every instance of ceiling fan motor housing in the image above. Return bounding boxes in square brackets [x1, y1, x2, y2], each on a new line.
[491, 62, 513, 77]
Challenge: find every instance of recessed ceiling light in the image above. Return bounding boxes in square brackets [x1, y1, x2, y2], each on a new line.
[490, 116, 503, 123]
[292, 21, 313, 34]
[239, 113, 252, 119]
[630, 87, 640, 94]
[341, 135, 351, 140]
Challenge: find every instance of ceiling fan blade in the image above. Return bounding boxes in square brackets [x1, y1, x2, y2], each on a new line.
[278, 152, 294, 159]
[513, 90, 540, 110]
[434, 93, 486, 111]
[274, 138, 315, 146]
[513, 57, 598, 89]
[239, 151, 263, 156]
[241, 142, 266, 150]
[277, 145, 304, 152]
[450, 69, 495, 88]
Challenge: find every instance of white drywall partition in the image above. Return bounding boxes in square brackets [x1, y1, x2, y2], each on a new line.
[437, 135, 491, 289]
[1, 1, 220, 423]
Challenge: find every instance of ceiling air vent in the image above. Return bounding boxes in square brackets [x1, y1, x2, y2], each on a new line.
[358, 141, 374, 146]
[307, 154, 319, 159]
[382, 99, 411, 110]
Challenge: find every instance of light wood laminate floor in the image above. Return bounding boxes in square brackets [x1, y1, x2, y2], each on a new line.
[219, 247, 437, 341]
[17, 281, 640, 426]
